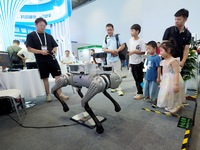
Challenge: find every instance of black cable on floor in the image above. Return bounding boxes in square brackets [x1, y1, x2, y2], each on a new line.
[7, 114, 78, 129]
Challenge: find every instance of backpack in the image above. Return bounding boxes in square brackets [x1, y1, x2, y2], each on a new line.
[11, 51, 21, 64]
[105, 34, 128, 61]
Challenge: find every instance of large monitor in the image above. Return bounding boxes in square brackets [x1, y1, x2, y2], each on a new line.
[0, 51, 12, 67]
[93, 52, 107, 58]
[93, 52, 107, 65]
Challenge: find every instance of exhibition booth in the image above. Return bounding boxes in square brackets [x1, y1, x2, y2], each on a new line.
[0, 0, 200, 150]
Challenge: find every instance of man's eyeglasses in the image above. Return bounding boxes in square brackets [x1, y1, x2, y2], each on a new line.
[106, 29, 113, 31]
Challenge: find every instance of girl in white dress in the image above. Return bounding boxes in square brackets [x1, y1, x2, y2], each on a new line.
[157, 40, 185, 114]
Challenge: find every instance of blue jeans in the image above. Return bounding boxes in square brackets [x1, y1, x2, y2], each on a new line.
[144, 80, 159, 100]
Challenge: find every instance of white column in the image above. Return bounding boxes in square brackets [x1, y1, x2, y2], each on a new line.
[0, 0, 29, 51]
[51, 18, 72, 61]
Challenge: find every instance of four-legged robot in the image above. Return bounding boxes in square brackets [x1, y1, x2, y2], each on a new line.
[51, 72, 122, 134]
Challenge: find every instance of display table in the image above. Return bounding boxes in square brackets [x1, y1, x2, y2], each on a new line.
[0, 69, 45, 99]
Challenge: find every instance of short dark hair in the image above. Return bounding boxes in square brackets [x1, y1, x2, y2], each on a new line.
[65, 50, 70, 53]
[174, 8, 189, 18]
[90, 49, 95, 52]
[106, 23, 114, 29]
[130, 24, 141, 33]
[147, 41, 157, 48]
[35, 17, 47, 25]
[13, 40, 20, 45]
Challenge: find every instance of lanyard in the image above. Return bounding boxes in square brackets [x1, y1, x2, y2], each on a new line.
[35, 31, 47, 46]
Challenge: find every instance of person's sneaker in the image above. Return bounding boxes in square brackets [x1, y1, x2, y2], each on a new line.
[117, 90, 124, 96]
[151, 100, 157, 108]
[165, 107, 171, 111]
[133, 94, 144, 100]
[170, 105, 182, 114]
[46, 94, 52, 102]
[111, 89, 117, 93]
[151, 103, 157, 108]
[143, 96, 150, 102]
[182, 102, 189, 106]
[59, 94, 69, 101]
[121, 75, 127, 78]
[186, 95, 196, 101]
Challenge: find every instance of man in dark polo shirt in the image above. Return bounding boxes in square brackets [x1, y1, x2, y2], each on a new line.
[26, 17, 69, 102]
[163, 8, 191, 68]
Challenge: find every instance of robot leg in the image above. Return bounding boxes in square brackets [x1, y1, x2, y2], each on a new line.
[101, 74, 121, 112]
[103, 91, 121, 112]
[51, 74, 70, 112]
[81, 76, 107, 134]
[81, 76, 106, 107]
[51, 74, 69, 94]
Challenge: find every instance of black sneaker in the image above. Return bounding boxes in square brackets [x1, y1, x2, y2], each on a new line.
[143, 96, 150, 102]
[151, 103, 157, 108]
[151, 99, 157, 108]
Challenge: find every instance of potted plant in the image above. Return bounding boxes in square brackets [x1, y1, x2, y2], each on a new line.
[182, 49, 198, 81]
[182, 48, 198, 94]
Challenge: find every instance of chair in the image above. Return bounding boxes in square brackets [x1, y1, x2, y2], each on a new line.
[0, 89, 26, 123]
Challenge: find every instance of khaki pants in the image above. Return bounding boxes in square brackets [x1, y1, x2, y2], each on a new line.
[108, 61, 123, 91]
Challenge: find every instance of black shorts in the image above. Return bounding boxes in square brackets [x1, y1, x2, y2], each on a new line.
[37, 59, 61, 79]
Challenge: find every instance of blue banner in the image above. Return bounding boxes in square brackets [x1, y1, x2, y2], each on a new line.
[16, 0, 72, 25]
[14, 25, 51, 38]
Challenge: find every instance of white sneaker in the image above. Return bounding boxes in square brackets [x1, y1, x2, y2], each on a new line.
[117, 90, 124, 96]
[46, 94, 52, 102]
[165, 107, 171, 112]
[134, 92, 137, 96]
[59, 94, 69, 101]
[182, 102, 189, 106]
[111, 89, 117, 93]
[170, 105, 182, 114]
[133, 94, 144, 100]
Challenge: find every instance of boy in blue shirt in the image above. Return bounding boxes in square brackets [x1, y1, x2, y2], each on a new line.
[144, 41, 161, 106]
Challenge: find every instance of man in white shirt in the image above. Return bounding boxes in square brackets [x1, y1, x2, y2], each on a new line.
[17, 42, 37, 69]
[60, 50, 73, 73]
[60, 50, 73, 65]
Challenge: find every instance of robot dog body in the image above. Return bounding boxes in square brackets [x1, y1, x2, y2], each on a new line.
[51, 72, 122, 134]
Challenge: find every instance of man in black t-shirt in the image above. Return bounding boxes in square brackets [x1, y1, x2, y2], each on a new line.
[26, 17, 69, 102]
[163, 8, 191, 68]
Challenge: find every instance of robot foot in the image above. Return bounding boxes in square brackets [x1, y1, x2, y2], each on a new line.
[84, 103, 104, 134]
[62, 102, 69, 112]
[54, 92, 69, 112]
[96, 126, 104, 134]
[103, 91, 121, 112]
